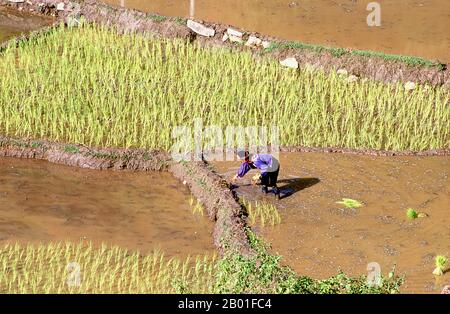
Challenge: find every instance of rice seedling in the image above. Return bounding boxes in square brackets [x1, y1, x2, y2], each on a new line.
[0, 242, 217, 294]
[406, 208, 421, 219]
[189, 197, 205, 216]
[241, 196, 281, 226]
[336, 198, 364, 209]
[0, 24, 447, 152]
[432, 255, 447, 276]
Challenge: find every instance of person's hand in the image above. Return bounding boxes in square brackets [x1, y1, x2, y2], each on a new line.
[251, 174, 262, 186]
[232, 174, 239, 183]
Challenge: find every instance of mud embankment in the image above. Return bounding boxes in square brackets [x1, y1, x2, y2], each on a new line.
[1, 0, 449, 87]
[0, 137, 170, 171]
[169, 161, 252, 256]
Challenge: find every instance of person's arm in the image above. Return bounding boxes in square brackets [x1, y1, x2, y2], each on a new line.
[232, 162, 252, 182]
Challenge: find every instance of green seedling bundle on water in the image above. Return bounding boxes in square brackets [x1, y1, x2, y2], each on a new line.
[0, 24, 448, 151]
[336, 198, 364, 209]
[432, 255, 447, 276]
[406, 208, 428, 219]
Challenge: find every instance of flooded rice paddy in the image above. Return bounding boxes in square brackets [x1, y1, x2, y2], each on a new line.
[0, 157, 214, 258]
[0, 6, 53, 43]
[105, 0, 450, 62]
[213, 152, 450, 293]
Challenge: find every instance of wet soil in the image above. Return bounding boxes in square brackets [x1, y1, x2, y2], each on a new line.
[105, 0, 450, 63]
[0, 157, 214, 258]
[213, 152, 450, 293]
[0, 6, 53, 42]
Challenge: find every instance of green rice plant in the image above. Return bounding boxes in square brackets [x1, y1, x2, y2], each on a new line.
[0, 24, 448, 152]
[241, 197, 281, 226]
[336, 198, 364, 209]
[0, 242, 217, 293]
[406, 208, 419, 219]
[406, 208, 428, 219]
[432, 255, 447, 276]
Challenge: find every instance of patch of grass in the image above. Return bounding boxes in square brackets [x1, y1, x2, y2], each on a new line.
[265, 40, 443, 68]
[63, 145, 80, 154]
[87, 151, 119, 159]
[31, 141, 44, 149]
[0, 24, 448, 151]
[350, 49, 443, 69]
[9, 139, 30, 148]
[148, 14, 167, 23]
[265, 41, 347, 57]
[173, 17, 187, 26]
[336, 198, 364, 209]
[142, 152, 151, 161]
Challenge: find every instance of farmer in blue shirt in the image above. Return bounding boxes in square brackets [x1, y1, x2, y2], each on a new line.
[232, 150, 281, 199]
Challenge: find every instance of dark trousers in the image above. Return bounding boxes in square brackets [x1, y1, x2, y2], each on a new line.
[261, 167, 279, 187]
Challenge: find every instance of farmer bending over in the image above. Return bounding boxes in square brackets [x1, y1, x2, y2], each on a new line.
[232, 150, 281, 199]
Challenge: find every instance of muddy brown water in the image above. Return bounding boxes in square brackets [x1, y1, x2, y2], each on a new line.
[104, 0, 450, 63]
[0, 157, 214, 257]
[213, 152, 450, 293]
[0, 7, 53, 43]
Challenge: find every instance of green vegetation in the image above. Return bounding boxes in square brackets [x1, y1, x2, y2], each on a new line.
[147, 14, 167, 23]
[0, 24, 448, 152]
[173, 17, 187, 26]
[63, 145, 80, 154]
[0, 242, 217, 293]
[265, 41, 444, 69]
[406, 208, 419, 219]
[241, 197, 281, 226]
[406, 208, 428, 219]
[336, 198, 364, 209]
[215, 230, 402, 294]
[432, 255, 447, 276]
[0, 233, 403, 294]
